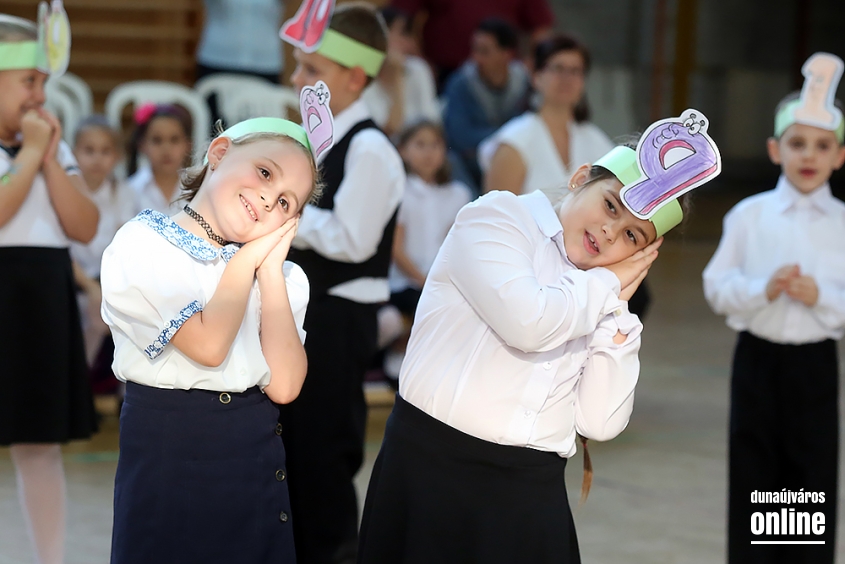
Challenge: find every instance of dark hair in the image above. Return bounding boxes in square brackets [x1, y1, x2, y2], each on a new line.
[397, 120, 452, 185]
[774, 90, 845, 144]
[73, 114, 121, 150]
[329, 3, 388, 86]
[126, 104, 192, 176]
[379, 6, 412, 34]
[534, 34, 592, 122]
[475, 17, 519, 51]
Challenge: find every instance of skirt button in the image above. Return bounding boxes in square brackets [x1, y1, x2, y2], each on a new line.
[279, 511, 289, 523]
[276, 469, 286, 481]
[275, 423, 283, 436]
[219, 392, 232, 404]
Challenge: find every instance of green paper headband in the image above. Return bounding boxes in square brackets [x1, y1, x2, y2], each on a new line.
[0, 41, 47, 71]
[593, 146, 683, 238]
[775, 99, 845, 143]
[316, 29, 386, 78]
[204, 117, 311, 164]
[0, 4, 71, 76]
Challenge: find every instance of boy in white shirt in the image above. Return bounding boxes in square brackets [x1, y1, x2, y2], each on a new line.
[703, 53, 845, 562]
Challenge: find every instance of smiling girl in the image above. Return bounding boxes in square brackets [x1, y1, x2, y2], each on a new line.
[101, 118, 321, 563]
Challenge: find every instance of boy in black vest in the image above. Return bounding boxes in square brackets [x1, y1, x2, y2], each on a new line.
[281, 4, 405, 563]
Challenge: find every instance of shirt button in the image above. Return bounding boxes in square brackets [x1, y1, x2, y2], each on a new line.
[276, 469, 286, 481]
[524, 410, 532, 418]
[543, 362, 552, 370]
[219, 392, 232, 404]
[275, 423, 283, 436]
[279, 511, 289, 523]
[240, 368, 246, 376]
[613, 309, 622, 317]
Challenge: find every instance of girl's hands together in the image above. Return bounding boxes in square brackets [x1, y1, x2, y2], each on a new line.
[240, 216, 299, 271]
[37, 108, 63, 164]
[604, 237, 663, 301]
[258, 216, 299, 274]
[20, 110, 53, 156]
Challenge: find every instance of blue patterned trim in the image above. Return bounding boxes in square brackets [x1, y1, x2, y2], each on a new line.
[132, 209, 241, 261]
[144, 300, 204, 359]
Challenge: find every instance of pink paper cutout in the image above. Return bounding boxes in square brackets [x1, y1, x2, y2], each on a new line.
[300, 80, 334, 159]
[794, 53, 844, 132]
[280, 0, 335, 53]
[620, 109, 722, 219]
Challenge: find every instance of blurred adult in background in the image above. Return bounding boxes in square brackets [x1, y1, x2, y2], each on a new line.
[390, 0, 554, 89]
[442, 18, 531, 191]
[362, 7, 440, 138]
[480, 34, 612, 196]
[195, 0, 285, 123]
[479, 34, 651, 318]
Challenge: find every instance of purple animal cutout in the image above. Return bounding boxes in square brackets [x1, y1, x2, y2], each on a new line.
[621, 109, 721, 219]
[300, 80, 334, 160]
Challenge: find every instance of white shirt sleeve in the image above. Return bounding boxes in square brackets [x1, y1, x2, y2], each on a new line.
[101, 225, 206, 360]
[445, 193, 625, 353]
[57, 141, 80, 175]
[293, 131, 404, 263]
[702, 204, 770, 316]
[574, 304, 642, 441]
[281, 260, 310, 344]
[813, 275, 845, 331]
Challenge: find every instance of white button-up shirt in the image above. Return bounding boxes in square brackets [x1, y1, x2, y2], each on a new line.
[70, 179, 137, 279]
[292, 99, 406, 303]
[101, 210, 309, 392]
[703, 176, 845, 344]
[400, 190, 643, 457]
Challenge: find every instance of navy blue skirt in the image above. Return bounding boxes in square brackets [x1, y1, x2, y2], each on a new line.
[111, 383, 295, 564]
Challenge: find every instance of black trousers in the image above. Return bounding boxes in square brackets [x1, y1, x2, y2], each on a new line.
[358, 395, 580, 564]
[278, 296, 379, 564]
[728, 331, 839, 563]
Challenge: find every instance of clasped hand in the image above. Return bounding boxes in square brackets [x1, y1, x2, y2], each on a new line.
[766, 264, 818, 306]
[240, 216, 300, 274]
[603, 238, 663, 302]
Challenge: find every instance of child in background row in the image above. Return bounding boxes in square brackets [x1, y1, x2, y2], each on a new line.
[70, 116, 135, 392]
[126, 103, 192, 215]
[384, 120, 472, 382]
[704, 53, 845, 563]
[0, 11, 99, 564]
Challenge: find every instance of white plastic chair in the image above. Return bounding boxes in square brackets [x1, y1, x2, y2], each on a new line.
[43, 82, 80, 144]
[195, 74, 299, 125]
[52, 72, 93, 118]
[105, 80, 211, 153]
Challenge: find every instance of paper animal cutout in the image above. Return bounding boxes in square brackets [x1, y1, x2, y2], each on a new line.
[620, 108, 722, 219]
[793, 53, 844, 132]
[300, 80, 334, 159]
[280, 0, 335, 53]
[38, 0, 70, 76]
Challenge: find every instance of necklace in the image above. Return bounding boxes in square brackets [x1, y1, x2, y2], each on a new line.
[183, 205, 232, 246]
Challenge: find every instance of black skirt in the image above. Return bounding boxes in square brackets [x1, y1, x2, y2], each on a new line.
[111, 382, 295, 564]
[0, 247, 97, 445]
[358, 394, 581, 564]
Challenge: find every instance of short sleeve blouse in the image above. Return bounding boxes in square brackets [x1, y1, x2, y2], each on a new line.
[101, 209, 309, 392]
[478, 113, 614, 195]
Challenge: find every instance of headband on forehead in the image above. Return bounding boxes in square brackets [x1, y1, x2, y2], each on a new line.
[774, 53, 844, 143]
[0, 2, 70, 76]
[280, 0, 386, 78]
[204, 80, 335, 163]
[593, 108, 722, 237]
